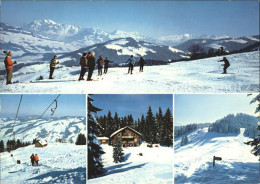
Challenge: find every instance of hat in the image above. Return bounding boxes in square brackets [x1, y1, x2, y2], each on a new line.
[4, 51, 11, 55]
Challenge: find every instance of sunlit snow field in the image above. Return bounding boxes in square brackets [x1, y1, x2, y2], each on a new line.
[1, 51, 259, 93]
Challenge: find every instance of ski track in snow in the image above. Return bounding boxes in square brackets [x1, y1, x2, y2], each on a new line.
[88, 143, 173, 184]
[0, 51, 259, 93]
[174, 128, 260, 184]
[0, 144, 86, 184]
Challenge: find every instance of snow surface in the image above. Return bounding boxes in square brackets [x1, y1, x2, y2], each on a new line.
[0, 143, 86, 184]
[88, 143, 173, 184]
[0, 117, 86, 143]
[0, 51, 258, 93]
[174, 128, 260, 184]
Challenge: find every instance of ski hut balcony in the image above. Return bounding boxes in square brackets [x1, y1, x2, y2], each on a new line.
[110, 126, 142, 147]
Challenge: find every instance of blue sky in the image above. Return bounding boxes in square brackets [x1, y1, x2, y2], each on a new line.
[175, 94, 258, 126]
[0, 94, 85, 118]
[91, 94, 173, 120]
[1, 1, 259, 38]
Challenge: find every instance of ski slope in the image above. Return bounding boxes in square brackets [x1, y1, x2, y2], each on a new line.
[0, 143, 86, 184]
[0, 51, 259, 93]
[174, 128, 260, 184]
[88, 143, 173, 184]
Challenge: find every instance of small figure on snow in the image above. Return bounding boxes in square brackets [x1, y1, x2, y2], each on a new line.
[49, 55, 59, 79]
[87, 51, 96, 81]
[104, 57, 110, 74]
[126, 55, 136, 74]
[34, 154, 39, 166]
[30, 153, 35, 166]
[3, 51, 17, 85]
[218, 57, 230, 74]
[78, 53, 88, 81]
[97, 55, 104, 76]
[138, 57, 145, 72]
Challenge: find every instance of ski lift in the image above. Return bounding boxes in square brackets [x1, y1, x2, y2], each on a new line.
[51, 100, 58, 115]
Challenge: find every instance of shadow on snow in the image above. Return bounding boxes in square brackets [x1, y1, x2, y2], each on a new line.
[27, 167, 86, 184]
[175, 161, 259, 184]
[100, 162, 147, 177]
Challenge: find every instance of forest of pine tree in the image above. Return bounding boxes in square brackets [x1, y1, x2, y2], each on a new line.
[97, 106, 173, 146]
[0, 139, 32, 152]
[88, 95, 105, 179]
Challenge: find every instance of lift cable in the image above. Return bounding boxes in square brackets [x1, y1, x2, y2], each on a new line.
[12, 95, 23, 141]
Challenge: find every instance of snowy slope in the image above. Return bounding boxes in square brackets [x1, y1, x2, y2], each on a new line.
[0, 117, 86, 143]
[0, 143, 86, 184]
[88, 143, 173, 184]
[174, 128, 260, 184]
[0, 51, 258, 93]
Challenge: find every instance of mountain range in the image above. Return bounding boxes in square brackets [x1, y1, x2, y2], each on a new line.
[0, 19, 259, 63]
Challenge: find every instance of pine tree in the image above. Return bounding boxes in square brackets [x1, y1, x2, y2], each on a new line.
[114, 112, 120, 130]
[245, 94, 260, 160]
[0, 140, 4, 152]
[140, 114, 146, 140]
[155, 107, 164, 143]
[184, 135, 189, 145]
[181, 136, 185, 146]
[161, 108, 173, 146]
[88, 96, 105, 179]
[76, 133, 86, 145]
[145, 106, 156, 143]
[127, 114, 134, 127]
[113, 137, 124, 163]
[107, 111, 114, 137]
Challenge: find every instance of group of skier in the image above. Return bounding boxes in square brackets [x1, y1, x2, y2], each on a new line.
[3, 50, 231, 85]
[78, 51, 112, 81]
[30, 153, 39, 166]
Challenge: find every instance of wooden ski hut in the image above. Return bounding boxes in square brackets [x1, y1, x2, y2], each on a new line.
[97, 137, 109, 144]
[110, 126, 142, 147]
[35, 140, 48, 148]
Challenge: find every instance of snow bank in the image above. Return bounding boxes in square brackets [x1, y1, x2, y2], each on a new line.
[88, 144, 173, 184]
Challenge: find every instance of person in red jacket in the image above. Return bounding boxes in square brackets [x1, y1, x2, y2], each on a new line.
[34, 154, 39, 166]
[4, 51, 17, 85]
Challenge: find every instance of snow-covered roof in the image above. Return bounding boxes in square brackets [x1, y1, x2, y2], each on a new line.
[110, 126, 142, 138]
[97, 137, 109, 140]
[38, 140, 48, 145]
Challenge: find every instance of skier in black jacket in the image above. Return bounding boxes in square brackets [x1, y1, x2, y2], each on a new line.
[138, 57, 145, 72]
[218, 57, 230, 74]
[87, 52, 96, 81]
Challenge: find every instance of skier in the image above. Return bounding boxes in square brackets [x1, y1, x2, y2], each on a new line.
[104, 57, 110, 74]
[78, 53, 88, 80]
[34, 154, 39, 166]
[97, 55, 104, 76]
[3, 51, 17, 85]
[218, 57, 230, 74]
[49, 55, 59, 79]
[87, 51, 96, 81]
[138, 57, 145, 72]
[30, 153, 35, 166]
[126, 55, 136, 74]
